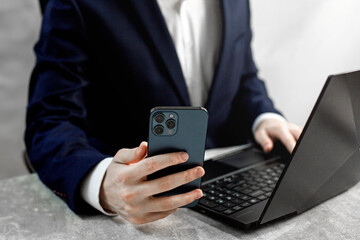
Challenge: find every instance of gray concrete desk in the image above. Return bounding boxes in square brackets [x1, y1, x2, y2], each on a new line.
[0, 174, 359, 240]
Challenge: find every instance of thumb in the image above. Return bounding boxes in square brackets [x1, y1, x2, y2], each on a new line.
[113, 141, 148, 164]
[254, 129, 273, 153]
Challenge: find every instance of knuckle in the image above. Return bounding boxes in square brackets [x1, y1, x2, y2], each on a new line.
[144, 159, 158, 173]
[161, 199, 174, 210]
[159, 177, 171, 191]
[121, 189, 136, 204]
[183, 170, 192, 183]
[116, 148, 128, 157]
[117, 172, 130, 184]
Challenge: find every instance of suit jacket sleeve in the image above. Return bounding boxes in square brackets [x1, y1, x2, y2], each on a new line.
[25, 0, 108, 214]
[236, 1, 282, 126]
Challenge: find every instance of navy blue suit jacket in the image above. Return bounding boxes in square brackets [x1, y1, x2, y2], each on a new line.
[25, 0, 281, 214]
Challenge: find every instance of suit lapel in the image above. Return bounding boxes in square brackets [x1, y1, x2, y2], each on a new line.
[130, 0, 191, 106]
[205, 0, 247, 111]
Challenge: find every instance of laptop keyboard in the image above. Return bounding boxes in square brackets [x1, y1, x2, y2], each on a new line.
[199, 163, 286, 215]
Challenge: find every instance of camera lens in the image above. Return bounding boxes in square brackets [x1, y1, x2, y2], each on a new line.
[154, 125, 164, 135]
[154, 113, 165, 123]
[166, 119, 176, 129]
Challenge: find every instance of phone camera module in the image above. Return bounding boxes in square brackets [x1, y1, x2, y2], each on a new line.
[154, 125, 164, 135]
[154, 113, 165, 123]
[166, 119, 176, 129]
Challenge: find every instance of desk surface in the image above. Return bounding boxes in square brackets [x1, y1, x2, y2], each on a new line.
[0, 174, 359, 240]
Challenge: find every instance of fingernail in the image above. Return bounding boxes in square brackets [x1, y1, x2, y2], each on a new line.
[196, 167, 204, 177]
[180, 153, 188, 161]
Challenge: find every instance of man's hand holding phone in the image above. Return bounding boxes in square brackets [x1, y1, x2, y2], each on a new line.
[99, 142, 204, 225]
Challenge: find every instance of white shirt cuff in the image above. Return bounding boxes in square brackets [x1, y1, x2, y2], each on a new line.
[80, 157, 117, 216]
[252, 112, 287, 134]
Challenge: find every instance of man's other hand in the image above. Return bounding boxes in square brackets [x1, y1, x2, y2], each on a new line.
[254, 118, 303, 153]
[99, 142, 204, 225]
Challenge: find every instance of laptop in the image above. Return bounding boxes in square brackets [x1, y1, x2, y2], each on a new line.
[193, 70, 360, 229]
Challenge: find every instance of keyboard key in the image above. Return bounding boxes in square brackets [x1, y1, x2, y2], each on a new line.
[231, 198, 243, 204]
[264, 192, 272, 197]
[241, 172, 250, 177]
[215, 179, 223, 185]
[213, 205, 228, 212]
[249, 198, 260, 204]
[243, 176, 253, 181]
[248, 181, 257, 185]
[224, 189, 234, 195]
[232, 192, 241, 198]
[223, 177, 233, 183]
[206, 195, 216, 201]
[216, 199, 225, 204]
[263, 187, 273, 192]
[234, 184, 248, 192]
[255, 178, 265, 182]
[239, 195, 251, 201]
[226, 180, 245, 189]
[223, 209, 235, 215]
[224, 202, 236, 208]
[240, 202, 251, 208]
[225, 196, 233, 201]
[218, 193, 225, 198]
[208, 189, 217, 195]
[232, 205, 243, 212]
[240, 188, 253, 195]
[250, 185, 260, 191]
[258, 171, 267, 175]
[249, 190, 265, 198]
[265, 180, 275, 185]
[199, 199, 218, 208]
[258, 183, 267, 188]
[232, 174, 240, 179]
[257, 195, 268, 201]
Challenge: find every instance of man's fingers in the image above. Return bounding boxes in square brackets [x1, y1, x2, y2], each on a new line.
[288, 123, 303, 140]
[254, 129, 274, 153]
[140, 167, 205, 196]
[146, 189, 203, 212]
[113, 142, 147, 164]
[272, 127, 297, 153]
[133, 152, 189, 178]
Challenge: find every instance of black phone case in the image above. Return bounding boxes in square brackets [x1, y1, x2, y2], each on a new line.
[147, 106, 208, 207]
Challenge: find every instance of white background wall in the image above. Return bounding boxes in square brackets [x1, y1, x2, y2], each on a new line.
[251, 0, 360, 126]
[0, 0, 41, 179]
[0, 0, 359, 179]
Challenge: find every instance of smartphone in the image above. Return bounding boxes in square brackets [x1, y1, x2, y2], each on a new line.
[147, 106, 208, 207]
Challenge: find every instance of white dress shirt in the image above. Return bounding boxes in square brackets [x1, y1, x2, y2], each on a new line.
[81, 0, 286, 215]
